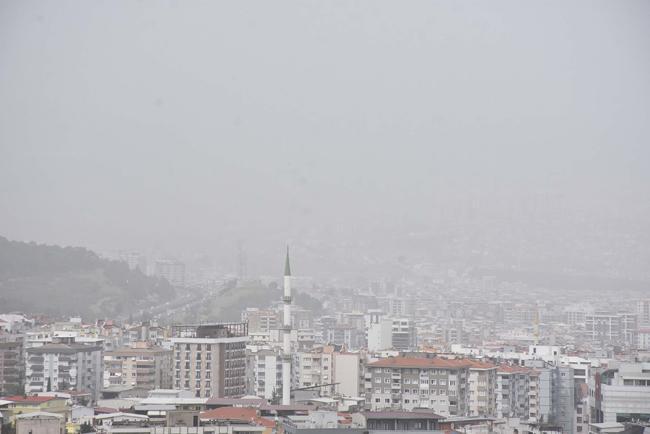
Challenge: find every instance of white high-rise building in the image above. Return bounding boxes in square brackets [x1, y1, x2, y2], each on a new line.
[249, 348, 283, 400]
[367, 310, 392, 352]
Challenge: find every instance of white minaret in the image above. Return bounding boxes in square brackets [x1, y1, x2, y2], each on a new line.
[281, 247, 292, 405]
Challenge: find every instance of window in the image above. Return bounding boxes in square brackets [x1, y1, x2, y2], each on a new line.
[375, 377, 381, 383]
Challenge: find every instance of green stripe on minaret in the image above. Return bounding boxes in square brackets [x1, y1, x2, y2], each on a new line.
[284, 246, 291, 276]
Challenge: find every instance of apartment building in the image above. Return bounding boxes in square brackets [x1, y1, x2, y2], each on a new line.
[391, 319, 417, 351]
[248, 348, 283, 400]
[0, 335, 23, 395]
[365, 357, 470, 416]
[292, 346, 334, 397]
[496, 365, 533, 420]
[171, 323, 248, 398]
[467, 360, 497, 417]
[584, 312, 637, 347]
[104, 344, 172, 390]
[25, 337, 103, 403]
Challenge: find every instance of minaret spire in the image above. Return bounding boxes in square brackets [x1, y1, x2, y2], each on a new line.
[281, 246, 293, 405]
[284, 246, 291, 276]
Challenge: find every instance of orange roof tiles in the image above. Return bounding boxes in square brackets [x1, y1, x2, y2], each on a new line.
[200, 406, 275, 428]
[496, 364, 535, 374]
[368, 357, 473, 369]
[465, 360, 497, 369]
[1, 396, 59, 404]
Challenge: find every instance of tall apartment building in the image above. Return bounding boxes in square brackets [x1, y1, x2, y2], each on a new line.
[524, 361, 575, 434]
[25, 337, 103, 403]
[104, 345, 173, 390]
[550, 366, 575, 434]
[248, 348, 283, 400]
[365, 357, 470, 417]
[584, 311, 637, 347]
[496, 365, 533, 420]
[467, 360, 497, 417]
[0, 336, 23, 395]
[154, 259, 186, 287]
[367, 310, 392, 352]
[391, 319, 417, 351]
[171, 323, 248, 398]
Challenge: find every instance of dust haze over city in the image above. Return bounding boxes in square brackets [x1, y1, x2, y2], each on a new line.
[0, 1, 650, 432]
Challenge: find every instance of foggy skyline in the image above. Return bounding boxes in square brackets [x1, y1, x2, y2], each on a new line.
[1, 1, 649, 276]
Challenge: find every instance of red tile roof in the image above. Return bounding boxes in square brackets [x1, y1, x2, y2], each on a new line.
[465, 360, 497, 370]
[1, 396, 59, 404]
[200, 407, 275, 428]
[497, 364, 534, 374]
[368, 357, 472, 369]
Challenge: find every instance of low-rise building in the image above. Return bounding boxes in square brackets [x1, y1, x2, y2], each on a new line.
[15, 412, 64, 434]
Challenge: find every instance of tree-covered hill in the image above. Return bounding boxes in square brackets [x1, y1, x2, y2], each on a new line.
[0, 236, 174, 318]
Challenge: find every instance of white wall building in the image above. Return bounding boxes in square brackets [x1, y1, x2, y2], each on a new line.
[333, 353, 362, 397]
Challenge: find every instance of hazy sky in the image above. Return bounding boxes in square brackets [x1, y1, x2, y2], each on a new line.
[1, 1, 649, 271]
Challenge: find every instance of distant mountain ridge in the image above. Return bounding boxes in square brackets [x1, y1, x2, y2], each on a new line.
[0, 236, 174, 318]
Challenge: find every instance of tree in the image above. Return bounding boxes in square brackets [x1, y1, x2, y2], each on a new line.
[80, 422, 94, 433]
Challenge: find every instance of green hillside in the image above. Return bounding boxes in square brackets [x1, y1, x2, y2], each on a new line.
[0, 236, 174, 318]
